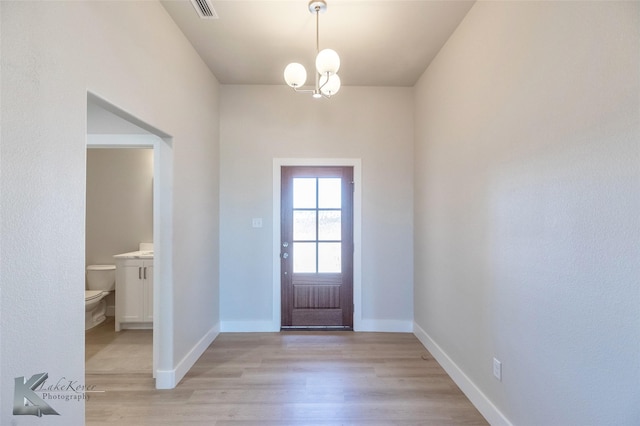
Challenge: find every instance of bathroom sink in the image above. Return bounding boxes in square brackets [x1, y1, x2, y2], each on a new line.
[113, 245, 154, 259]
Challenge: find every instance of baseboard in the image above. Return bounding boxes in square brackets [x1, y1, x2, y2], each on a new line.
[413, 322, 512, 426]
[220, 320, 413, 333]
[155, 323, 220, 389]
[219, 319, 413, 333]
[220, 320, 278, 332]
[356, 319, 413, 332]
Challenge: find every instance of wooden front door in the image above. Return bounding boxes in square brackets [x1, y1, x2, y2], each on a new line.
[281, 166, 354, 329]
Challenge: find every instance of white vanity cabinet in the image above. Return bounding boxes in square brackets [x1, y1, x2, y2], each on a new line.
[114, 256, 153, 331]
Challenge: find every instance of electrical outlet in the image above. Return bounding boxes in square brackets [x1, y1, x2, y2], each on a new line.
[252, 218, 263, 228]
[493, 357, 502, 381]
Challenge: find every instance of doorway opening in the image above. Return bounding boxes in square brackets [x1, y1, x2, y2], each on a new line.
[85, 93, 173, 388]
[85, 147, 154, 375]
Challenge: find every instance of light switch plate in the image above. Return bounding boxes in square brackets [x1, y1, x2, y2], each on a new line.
[493, 358, 502, 381]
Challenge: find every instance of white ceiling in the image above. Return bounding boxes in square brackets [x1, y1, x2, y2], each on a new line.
[161, 0, 475, 87]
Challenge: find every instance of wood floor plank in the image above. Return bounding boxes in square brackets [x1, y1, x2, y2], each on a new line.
[86, 325, 488, 425]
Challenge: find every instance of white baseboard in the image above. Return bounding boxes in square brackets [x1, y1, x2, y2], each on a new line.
[220, 319, 413, 333]
[356, 319, 413, 332]
[413, 322, 512, 426]
[155, 323, 220, 389]
[155, 370, 175, 389]
[220, 320, 278, 332]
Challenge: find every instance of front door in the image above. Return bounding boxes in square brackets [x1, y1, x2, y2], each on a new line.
[281, 166, 354, 329]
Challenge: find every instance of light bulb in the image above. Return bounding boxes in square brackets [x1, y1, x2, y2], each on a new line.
[284, 63, 307, 88]
[316, 49, 340, 75]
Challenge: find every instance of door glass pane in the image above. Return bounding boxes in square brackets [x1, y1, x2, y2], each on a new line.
[293, 242, 316, 273]
[293, 178, 316, 208]
[293, 211, 316, 240]
[318, 178, 341, 208]
[318, 243, 341, 273]
[318, 211, 341, 240]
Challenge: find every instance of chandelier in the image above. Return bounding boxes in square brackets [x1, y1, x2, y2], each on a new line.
[283, 0, 341, 99]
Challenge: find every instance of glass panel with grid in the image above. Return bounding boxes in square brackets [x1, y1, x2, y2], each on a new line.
[292, 177, 342, 273]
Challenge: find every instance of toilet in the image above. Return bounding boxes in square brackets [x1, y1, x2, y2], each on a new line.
[85, 264, 116, 330]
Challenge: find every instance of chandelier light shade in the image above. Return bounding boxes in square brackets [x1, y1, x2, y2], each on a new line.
[316, 49, 340, 75]
[319, 73, 341, 96]
[284, 0, 341, 99]
[284, 63, 307, 88]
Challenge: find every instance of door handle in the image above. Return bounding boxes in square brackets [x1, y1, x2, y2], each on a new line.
[281, 241, 289, 259]
[143, 267, 147, 279]
[139, 267, 142, 280]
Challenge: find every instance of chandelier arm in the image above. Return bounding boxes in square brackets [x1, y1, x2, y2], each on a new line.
[318, 72, 329, 90]
[292, 87, 316, 94]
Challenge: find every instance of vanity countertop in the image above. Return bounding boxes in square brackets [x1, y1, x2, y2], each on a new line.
[113, 250, 154, 259]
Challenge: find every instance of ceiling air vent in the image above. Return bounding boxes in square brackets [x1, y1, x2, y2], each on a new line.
[191, 0, 218, 19]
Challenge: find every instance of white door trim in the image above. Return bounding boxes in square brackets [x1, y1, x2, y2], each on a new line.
[86, 92, 174, 388]
[272, 158, 362, 331]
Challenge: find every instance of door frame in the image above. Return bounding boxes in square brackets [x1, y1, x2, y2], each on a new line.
[272, 158, 362, 331]
[87, 92, 174, 389]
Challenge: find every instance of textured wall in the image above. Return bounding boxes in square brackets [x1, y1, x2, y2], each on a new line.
[414, 2, 639, 425]
[1, 1, 219, 422]
[220, 85, 414, 331]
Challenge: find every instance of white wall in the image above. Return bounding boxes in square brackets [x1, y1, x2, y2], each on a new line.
[87, 102, 150, 135]
[413, 2, 639, 425]
[86, 148, 154, 266]
[220, 85, 414, 331]
[1, 1, 219, 423]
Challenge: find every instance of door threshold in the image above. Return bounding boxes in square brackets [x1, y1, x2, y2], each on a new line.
[281, 326, 353, 331]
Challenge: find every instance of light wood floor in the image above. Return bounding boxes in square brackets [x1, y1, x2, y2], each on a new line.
[86, 324, 488, 425]
[86, 318, 152, 374]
